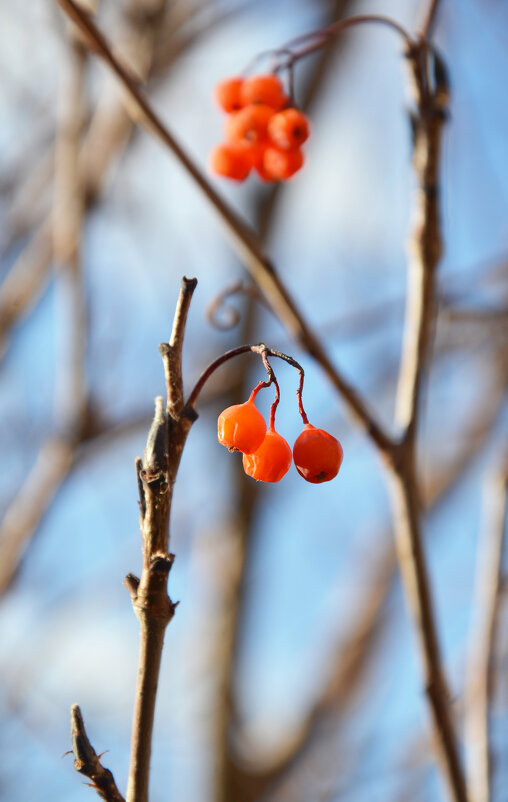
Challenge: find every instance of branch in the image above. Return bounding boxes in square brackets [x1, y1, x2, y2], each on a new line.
[54, 0, 393, 455]
[465, 459, 508, 802]
[0, 437, 75, 592]
[420, 0, 442, 40]
[159, 276, 197, 420]
[0, 220, 53, 359]
[125, 278, 198, 802]
[394, 44, 448, 439]
[70, 704, 126, 802]
[386, 41, 469, 802]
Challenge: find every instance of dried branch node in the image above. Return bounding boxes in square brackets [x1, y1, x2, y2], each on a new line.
[70, 704, 125, 802]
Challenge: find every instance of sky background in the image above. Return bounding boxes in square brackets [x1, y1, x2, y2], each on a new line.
[0, 1, 507, 801]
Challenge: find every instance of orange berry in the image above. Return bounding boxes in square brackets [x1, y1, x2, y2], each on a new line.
[218, 397, 266, 454]
[209, 142, 252, 181]
[242, 427, 292, 483]
[240, 73, 287, 110]
[225, 104, 274, 146]
[248, 143, 274, 182]
[214, 76, 244, 113]
[268, 108, 310, 150]
[261, 146, 304, 180]
[293, 423, 343, 484]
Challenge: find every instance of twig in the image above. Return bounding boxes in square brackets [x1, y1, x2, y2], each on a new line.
[71, 704, 126, 802]
[420, 0, 442, 40]
[125, 277, 197, 802]
[465, 461, 508, 802]
[0, 220, 53, 359]
[386, 41, 469, 802]
[159, 276, 198, 420]
[53, 31, 89, 435]
[54, 0, 393, 455]
[0, 437, 75, 592]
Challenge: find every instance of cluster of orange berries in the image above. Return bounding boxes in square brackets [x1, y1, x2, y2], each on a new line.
[209, 73, 310, 182]
[218, 388, 343, 484]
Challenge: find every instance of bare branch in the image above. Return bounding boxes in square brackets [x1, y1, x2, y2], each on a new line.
[159, 276, 197, 420]
[71, 704, 126, 802]
[126, 280, 198, 802]
[420, 0, 442, 40]
[465, 460, 508, 802]
[0, 437, 75, 593]
[395, 44, 448, 439]
[0, 221, 53, 359]
[386, 41, 468, 802]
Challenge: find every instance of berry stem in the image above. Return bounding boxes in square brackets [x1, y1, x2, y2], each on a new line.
[259, 352, 280, 431]
[297, 370, 309, 425]
[249, 378, 271, 402]
[243, 15, 412, 77]
[186, 342, 307, 413]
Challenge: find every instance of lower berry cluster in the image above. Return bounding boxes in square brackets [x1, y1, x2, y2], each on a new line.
[218, 389, 343, 484]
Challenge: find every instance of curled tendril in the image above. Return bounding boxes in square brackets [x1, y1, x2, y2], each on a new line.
[206, 281, 273, 332]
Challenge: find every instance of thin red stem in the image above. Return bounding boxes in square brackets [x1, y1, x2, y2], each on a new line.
[297, 371, 308, 425]
[249, 379, 271, 403]
[186, 343, 307, 417]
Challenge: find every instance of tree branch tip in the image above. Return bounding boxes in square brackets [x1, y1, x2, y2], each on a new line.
[153, 395, 165, 417]
[182, 276, 198, 291]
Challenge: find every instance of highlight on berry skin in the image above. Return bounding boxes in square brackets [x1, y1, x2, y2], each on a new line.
[242, 426, 293, 483]
[293, 423, 343, 484]
[210, 71, 310, 183]
[217, 392, 266, 455]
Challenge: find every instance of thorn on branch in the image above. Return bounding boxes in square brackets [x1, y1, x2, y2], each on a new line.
[70, 704, 125, 802]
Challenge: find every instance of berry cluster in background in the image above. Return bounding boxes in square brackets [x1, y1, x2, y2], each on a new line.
[209, 73, 310, 182]
[218, 384, 343, 484]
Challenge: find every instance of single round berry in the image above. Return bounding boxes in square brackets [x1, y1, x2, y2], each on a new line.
[225, 104, 274, 146]
[218, 398, 266, 454]
[261, 146, 304, 180]
[268, 108, 310, 150]
[209, 142, 252, 181]
[293, 423, 343, 484]
[243, 428, 292, 483]
[240, 73, 287, 110]
[214, 76, 244, 113]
